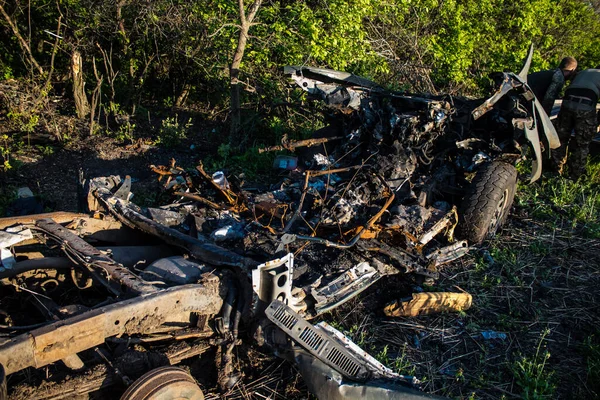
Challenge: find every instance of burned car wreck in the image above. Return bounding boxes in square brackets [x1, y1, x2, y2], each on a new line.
[0, 183, 443, 400]
[0, 47, 558, 399]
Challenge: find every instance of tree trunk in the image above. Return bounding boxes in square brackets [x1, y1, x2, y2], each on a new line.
[175, 83, 192, 108]
[228, 0, 261, 150]
[71, 50, 89, 119]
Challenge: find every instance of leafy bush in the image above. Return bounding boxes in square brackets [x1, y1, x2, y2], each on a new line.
[1, 0, 599, 144]
[155, 115, 192, 148]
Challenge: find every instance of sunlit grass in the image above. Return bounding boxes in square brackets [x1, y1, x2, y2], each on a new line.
[517, 157, 600, 237]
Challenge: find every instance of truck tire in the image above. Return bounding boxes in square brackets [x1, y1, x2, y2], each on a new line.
[458, 161, 518, 245]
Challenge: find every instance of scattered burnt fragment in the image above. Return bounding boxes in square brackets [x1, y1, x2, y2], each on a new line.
[0, 46, 558, 400]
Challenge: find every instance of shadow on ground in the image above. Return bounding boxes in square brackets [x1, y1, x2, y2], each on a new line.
[0, 132, 217, 214]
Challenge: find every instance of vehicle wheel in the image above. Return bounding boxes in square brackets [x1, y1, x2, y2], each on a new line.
[120, 366, 204, 400]
[458, 161, 518, 244]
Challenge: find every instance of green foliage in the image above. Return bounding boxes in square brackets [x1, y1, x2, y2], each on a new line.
[112, 122, 136, 144]
[36, 145, 55, 156]
[155, 115, 192, 148]
[0, 134, 12, 171]
[217, 143, 232, 161]
[0, 64, 13, 80]
[251, 0, 387, 75]
[510, 329, 556, 399]
[7, 111, 39, 134]
[1, 0, 600, 145]
[376, 344, 417, 376]
[219, 147, 277, 180]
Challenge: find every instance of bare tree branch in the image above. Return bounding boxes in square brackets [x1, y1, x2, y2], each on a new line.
[229, 0, 262, 149]
[44, 15, 62, 89]
[0, 3, 44, 76]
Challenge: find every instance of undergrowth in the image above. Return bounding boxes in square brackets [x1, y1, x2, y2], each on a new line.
[510, 329, 556, 399]
[202, 145, 280, 181]
[0, 186, 17, 216]
[584, 335, 600, 397]
[517, 157, 600, 237]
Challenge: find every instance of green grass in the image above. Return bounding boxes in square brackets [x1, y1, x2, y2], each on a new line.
[517, 158, 600, 238]
[375, 344, 417, 376]
[510, 329, 556, 400]
[584, 335, 600, 397]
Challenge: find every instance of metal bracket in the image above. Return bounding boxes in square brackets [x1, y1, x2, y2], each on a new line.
[113, 175, 132, 201]
[252, 254, 295, 315]
[311, 262, 380, 315]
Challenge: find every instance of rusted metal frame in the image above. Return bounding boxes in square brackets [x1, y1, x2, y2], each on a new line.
[26, 291, 85, 371]
[34, 219, 158, 296]
[4, 246, 173, 280]
[195, 163, 247, 212]
[0, 257, 74, 280]
[31, 228, 122, 297]
[9, 340, 212, 400]
[0, 212, 89, 230]
[174, 191, 224, 210]
[258, 135, 343, 153]
[283, 165, 363, 234]
[94, 188, 256, 271]
[425, 240, 469, 266]
[293, 176, 395, 249]
[115, 328, 214, 343]
[1, 214, 126, 248]
[0, 282, 224, 376]
[251, 202, 288, 232]
[359, 241, 425, 273]
[415, 206, 458, 248]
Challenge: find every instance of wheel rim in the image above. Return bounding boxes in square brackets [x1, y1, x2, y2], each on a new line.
[488, 188, 509, 237]
[120, 366, 204, 400]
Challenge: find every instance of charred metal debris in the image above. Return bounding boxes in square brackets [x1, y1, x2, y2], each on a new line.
[0, 47, 558, 399]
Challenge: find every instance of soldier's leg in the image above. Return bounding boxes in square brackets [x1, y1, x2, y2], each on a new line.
[552, 107, 576, 173]
[567, 109, 597, 180]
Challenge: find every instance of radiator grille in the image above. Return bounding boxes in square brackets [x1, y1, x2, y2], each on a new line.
[327, 347, 361, 377]
[272, 303, 297, 330]
[265, 300, 368, 381]
[298, 327, 324, 351]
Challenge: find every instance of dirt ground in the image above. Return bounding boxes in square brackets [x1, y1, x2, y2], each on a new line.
[0, 127, 220, 210]
[1, 131, 599, 400]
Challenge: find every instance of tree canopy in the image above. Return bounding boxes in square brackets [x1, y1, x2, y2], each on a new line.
[0, 0, 599, 142]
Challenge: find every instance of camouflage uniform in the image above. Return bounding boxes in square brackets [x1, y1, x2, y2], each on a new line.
[552, 106, 597, 179]
[542, 71, 566, 115]
[552, 69, 600, 179]
[529, 56, 577, 116]
[528, 69, 565, 115]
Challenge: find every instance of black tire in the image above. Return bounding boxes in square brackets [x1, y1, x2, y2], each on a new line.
[458, 161, 518, 245]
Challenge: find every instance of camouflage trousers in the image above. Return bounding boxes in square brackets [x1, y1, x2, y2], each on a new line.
[552, 106, 597, 179]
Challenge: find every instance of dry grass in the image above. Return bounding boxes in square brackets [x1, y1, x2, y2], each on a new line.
[318, 183, 600, 399]
[312, 216, 600, 399]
